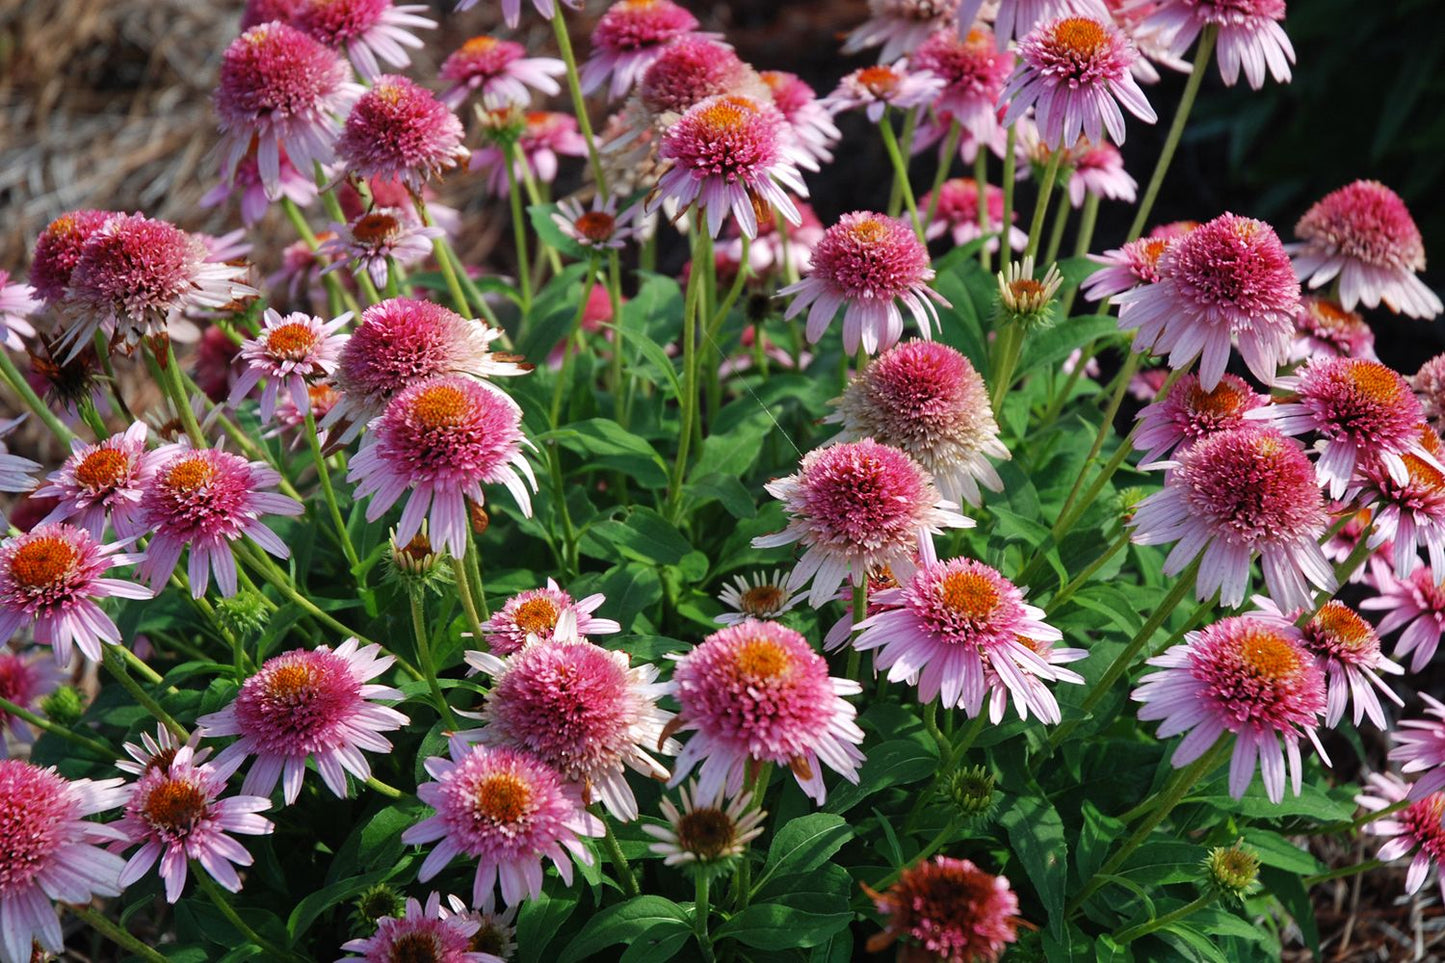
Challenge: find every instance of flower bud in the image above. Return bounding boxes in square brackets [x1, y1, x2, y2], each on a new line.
[215, 590, 270, 640]
[1204, 839, 1261, 902]
[351, 883, 405, 936]
[945, 764, 997, 822]
[996, 256, 1063, 330]
[39, 686, 86, 727]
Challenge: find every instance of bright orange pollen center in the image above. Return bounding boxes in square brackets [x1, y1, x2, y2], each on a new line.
[621, 0, 661, 9]
[165, 457, 215, 493]
[740, 585, 785, 614]
[75, 448, 129, 489]
[267, 662, 319, 699]
[9, 537, 78, 588]
[857, 66, 901, 97]
[462, 35, 499, 54]
[1310, 300, 1355, 327]
[48, 214, 79, 238]
[474, 773, 531, 823]
[1188, 382, 1246, 417]
[144, 779, 208, 832]
[694, 96, 755, 134]
[1405, 453, 1445, 491]
[1142, 239, 1169, 266]
[1052, 17, 1109, 55]
[574, 211, 616, 242]
[849, 218, 888, 243]
[1347, 361, 1406, 403]
[735, 637, 791, 679]
[965, 28, 990, 48]
[1010, 279, 1046, 299]
[939, 571, 1000, 619]
[1238, 629, 1301, 681]
[375, 81, 405, 104]
[1314, 602, 1371, 649]
[265, 322, 319, 361]
[513, 597, 559, 635]
[411, 384, 470, 428]
[351, 212, 402, 245]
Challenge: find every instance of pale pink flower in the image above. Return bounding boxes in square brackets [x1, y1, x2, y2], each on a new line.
[319, 209, 443, 288]
[465, 0, 582, 30]
[1355, 426, 1445, 577]
[338, 75, 468, 190]
[753, 439, 971, 607]
[1134, 615, 1329, 803]
[843, 0, 959, 64]
[1362, 565, 1445, 673]
[1289, 296, 1376, 363]
[293, 0, 435, 81]
[471, 111, 587, 196]
[230, 308, 349, 423]
[867, 856, 1021, 962]
[643, 781, 766, 867]
[440, 35, 564, 108]
[0, 271, 37, 352]
[1081, 235, 1174, 300]
[581, 0, 705, 101]
[959, 0, 1110, 47]
[550, 195, 638, 252]
[201, 149, 318, 227]
[0, 651, 64, 753]
[116, 725, 213, 777]
[439, 894, 516, 963]
[759, 71, 841, 169]
[716, 570, 804, 625]
[1356, 772, 1445, 896]
[198, 638, 408, 804]
[666, 620, 866, 805]
[911, 28, 1013, 150]
[404, 742, 604, 906]
[0, 760, 127, 963]
[1132, 373, 1267, 466]
[822, 62, 946, 124]
[1067, 139, 1137, 207]
[339, 892, 495, 963]
[1391, 694, 1445, 799]
[476, 578, 621, 657]
[920, 179, 1027, 253]
[36, 421, 156, 539]
[1142, 0, 1295, 90]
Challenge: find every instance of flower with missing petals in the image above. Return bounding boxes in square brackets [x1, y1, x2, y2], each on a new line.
[440, 35, 564, 109]
[1356, 771, 1445, 895]
[716, 570, 803, 625]
[1134, 616, 1329, 803]
[921, 179, 1026, 253]
[1142, 0, 1295, 90]
[230, 308, 349, 423]
[293, 0, 435, 81]
[320, 209, 443, 289]
[1290, 297, 1375, 362]
[866, 856, 1021, 963]
[338, 76, 468, 190]
[36, 422, 156, 539]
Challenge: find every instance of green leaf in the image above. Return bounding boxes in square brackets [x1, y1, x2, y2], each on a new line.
[1118, 841, 1203, 887]
[547, 418, 670, 488]
[721, 866, 854, 950]
[752, 813, 854, 895]
[557, 896, 691, 963]
[287, 870, 396, 940]
[587, 507, 693, 566]
[999, 794, 1068, 937]
[1238, 828, 1322, 876]
[690, 404, 774, 482]
[685, 473, 757, 518]
[824, 737, 938, 814]
[583, 564, 662, 635]
[1076, 801, 1126, 886]
[1056, 255, 1105, 287]
[516, 889, 579, 963]
[1017, 314, 1121, 377]
[1260, 867, 1318, 956]
[1153, 924, 1233, 963]
[1190, 780, 1355, 822]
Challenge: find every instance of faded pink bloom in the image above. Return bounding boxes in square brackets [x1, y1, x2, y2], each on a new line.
[822, 62, 946, 124]
[0, 271, 37, 352]
[1081, 235, 1174, 300]
[293, 0, 435, 81]
[760, 71, 841, 169]
[37, 421, 156, 539]
[1356, 772, 1445, 896]
[550, 195, 638, 252]
[1415, 355, 1445, 433]
[338, 76, 468, 190]
[920, 179, 1027, 253]
[1067, 139, 1137, 207]
[339, 892, 495, 963]
[471, 111, 587, 196]
[230, 308, 349, 422]
[476, 578, 620, 657]
[868, 856, 1021, 962]
[643, 781, 766, 867]
[911, 28, 1013, 150]
[715, 570, 804, 625]
[1290, 296, 1376, 362]
[0, 650, 64, 752]
[1142, 0, 1295, 90]
[1354, 426, 1445, 577]
[960, 0, 1110, 47]
[201, 149, 318, 227]
[844, 0, 958, 64]
[320, 209, 443, 288]
[440, 35, 564, 108]
[28, 209, 115, 305]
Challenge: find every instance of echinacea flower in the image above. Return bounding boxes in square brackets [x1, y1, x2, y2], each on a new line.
[1291, 180, 1442, 320]
[0, 523, 151, 665]
[440, 35, 564, 108]
[1254, 357, 1425, 500]
[1129, 426, 1333, 610]
[920, 179, 1027, 253]
[113, 745, 272, 902]
[1132, 373, 1266, 466]
[36, 421, 156, 539]
[843, 0, 959, 64]
[716, 570, 804, 625]
[780, 211, 950, 356]
[854, 553, 1078, 721]
[339, 891, 496, 963]
[0, 271, 37, 352]
[441, 894, 517, 963]
[1114, 213, 1300, 390]
[1362, 565, 1445, 673]
[753, 439, 971, 606]
[1290, 296, 1375, 362]
[1355, 425, 1445, 577]
[338, 76, 468, 190]
[0, 650, 64, 752]
[631, 36, 765, 126]
[230, 308, 349, 423]
[201, 149, 318, 227]
[1356, 771, 1445, 895]
[477, 578, 621, 656]
[348, 376, 537, 558]
[214, 22, 362, 199]
[471, 111, 587, 196]
[1066, 138, 1137, 207]
[0, 760, 127, 963]
[582, 0, 704, 101]
[320, 209, 443, 288]
[821, 61, 946, 124]
[666, 620, 866, 804]
[1142, 0, 1295, 90]
[1002, 16, 1155, 148]
[910, 28, 1014, 149]
[116, 724, 212, 777]
[1390, 693, 1445, 799]
[549, 195, 637, 251]
[28, 209, 115, 305]
[198, 638, 408, 804]
[758, 71, 841, 168]
[293, 0, 435, 81]
[404, 742, 605, 906]
[829, 340, 1010, 507]
[650, 94, 807, 239]
[1134, 615, 1329, 803]
[464, 637, 675, 821]
[865, 856, 1021, 963]
[643, 781, 766, 871]
[1081, 234, 1173, 300]
[465, 0, 582, 30]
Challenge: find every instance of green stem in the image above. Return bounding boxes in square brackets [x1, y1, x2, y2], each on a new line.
[518, 165, 565, 277]
[667, 225, 708, 522]
[694, 874, 716, 963]
[69, 904, 169, 963]
[921, 701, 949, 760]
[464, 540, 491, 619]
[236, 542, 393, 661]
[502, 145, 535, 314]
[153, 343, 206, 447]
[1114, 892, 1216, 944]
[1045, 527, 1129, 613]
[103, 645, 186, 739]
[879, 112, 924, 241]
[605, 250, 630, 426]
[1000, 126, 1017, 259]
[844, 578, 868, 682]
[304, 411, 362, 573]
[1043, 186, 1072, 267]
[197, 872, 306, 962]
[551, 13, 609, 196]
[450, 557, 489, 647]
[1024, 151, 1063, 260]
[872, 818, 961, 892]
[410, 592, 459, 729]
[924, 119, 963, 229]
[1303, 860, 1383, 888]
[599, 812, 640, 898]
[989, 321, 1024, 416]
[1309, 797, 1408, 837]
[0, 347, 76, 443]
[973, 149, 992, 271]
[365, 775, 404, 799]
[0, 695, 113, 757]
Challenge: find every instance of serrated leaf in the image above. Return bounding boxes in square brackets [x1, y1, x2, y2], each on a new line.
[1017, 315, 1121, 377]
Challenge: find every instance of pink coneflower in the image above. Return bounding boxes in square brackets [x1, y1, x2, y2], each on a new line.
[1129, 426, 1333, 610]
[1390, 694, 1445, 799]
[320, 208, 443, 288]
[1415, 355, 1445, 433]
[465, 637, 675, 821]
[347, 376, 537, 558]
[1142, 0, 1294, 90]
[1355, 426, 1445, 577]
[441, 894, 517, 963]
[0, 523, 150, 665]
[651, 94, 807, 239]
[633, 37, 764, 124]
[1323, 506, 1375, 583]
[716, 570, 804, 625]
[60, 214, 256, 356]
[780, 211, 950, 356]
[0, 417, 38, 499]
[1290, 296, 1375, 362]
[1291, 180, 1442, 320]
[666, 620, 866, 804]
[1134, 616, 1329, 803]
[921, 179, 1027, 253]
[230, 308, 349, 423]
[550, 195, 637, 252]
[1081, 235, 1173, 300]
[116, 725, 213, 777]
[440, 35, 564, 109]
[113, 745, 273, 902]
[0, 650, 63, 751]
[136, 445, 303, 598]
[1115, 213, 1299, 390]
[241, 0, 305, 28]
[1362, 565, 1445, 673]
[28, 209, 115, 305]
[201, 149, 318, 227]
[475, 578, 620, 656]
[910, 28, 1013, 149]
[1132, 373, 1266, 466]
[759, 71, 841, 169]
[821, 62, 946, 124]
[829, 340, 1010, 507]
[293, 0, 434, 80]
[582, 0, 704, 101]
[0, 760, 127, 963]
[471, 111, 587, 197]
[865, 856, 1021, 963]
[1356, 772, 1445, 896]
[36, 422, 155, 540]
[338, 76, 468, 190]
[197, 638, 408, 804]
[716, 200, 823, 285]
[340, 892, 494, 963]
[214, 22, 362, 199]
[753, 439, 970, 606]
[855, 554, 1078, 721]
[404, 742, 604, 906]
[268, 235, 340, 314]
[0, 271, 38, 352]
[644, 781, 766, 868]
[844, 0, 958, 64]
[1067, 139, 1137, 207]
[325, 298, 526, 436]
[1002, 16, 1155, 147]
[1255, 357, 1424, 500]
[960, 0, 1110, 46]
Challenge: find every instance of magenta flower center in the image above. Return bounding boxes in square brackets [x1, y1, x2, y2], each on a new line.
[1302, 359, 1420, 445]
[296, 0, 388, 45]
[0, 761, 73, 897]
[448, 35, 524, 78]
[1176, 430, 1324, 547]
[812, 214, 930, 301]
[639, 39, 747, 116]
[1185, 0, 1287, 25]
[220, 23, 346, 120]
[798, 442, 931, 551]
[666, 96, 779, 180]
[1165, 215, 1297, 318]
[1189, 622, 1321, 729]
[595, 0, 698, 50]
